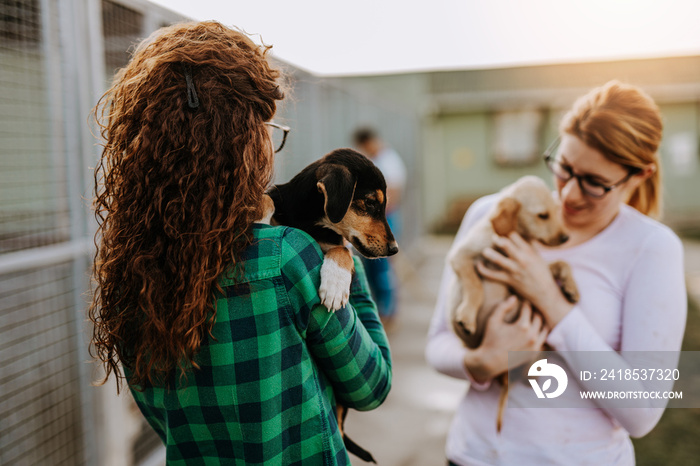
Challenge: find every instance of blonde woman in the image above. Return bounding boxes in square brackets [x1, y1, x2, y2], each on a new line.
[427, 81, 686, 465]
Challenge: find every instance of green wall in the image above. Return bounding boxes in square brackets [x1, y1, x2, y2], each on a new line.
[658, 102, 700, 216]
[335, 60, 700, 232]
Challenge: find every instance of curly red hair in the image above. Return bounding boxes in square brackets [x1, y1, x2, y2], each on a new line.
[90, 21, 284, 390]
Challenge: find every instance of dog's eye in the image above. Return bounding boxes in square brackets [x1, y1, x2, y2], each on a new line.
[354, 200, 368, 212]
[538, 213, 550, 220]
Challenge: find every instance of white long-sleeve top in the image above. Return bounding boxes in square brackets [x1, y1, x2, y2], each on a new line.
[426, 194, 687, 466]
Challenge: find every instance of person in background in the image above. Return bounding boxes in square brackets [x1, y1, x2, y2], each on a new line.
[426, 80, 686, 465]
[89, 21, 391, 465]
[353, 127, 407, 328]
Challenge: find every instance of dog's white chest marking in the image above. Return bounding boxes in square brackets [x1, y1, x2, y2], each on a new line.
[319, 256, 352, 311]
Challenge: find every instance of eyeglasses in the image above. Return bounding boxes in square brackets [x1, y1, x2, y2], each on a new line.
[543, 137, 641, 198]
[265, 121, 290, 153]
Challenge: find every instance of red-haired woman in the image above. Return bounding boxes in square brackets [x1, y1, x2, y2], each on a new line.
[90, 21, 390, 465]
[427, 81, 686, 465]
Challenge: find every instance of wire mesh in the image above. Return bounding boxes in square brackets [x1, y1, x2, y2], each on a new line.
[101, 0, 143, 78]
[0, 0, 71, 254]
[0, 262, 85, 465]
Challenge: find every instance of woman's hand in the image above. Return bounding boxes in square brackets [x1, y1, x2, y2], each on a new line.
[475, 232, 574, 327]
[465, 296, 548, 383]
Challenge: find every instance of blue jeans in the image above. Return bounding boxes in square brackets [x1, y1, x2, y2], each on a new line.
[361, 255, 397, 319]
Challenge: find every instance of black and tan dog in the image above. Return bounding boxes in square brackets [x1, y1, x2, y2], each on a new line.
[261, 147, 399, 311]
[260, 147, 398, 463]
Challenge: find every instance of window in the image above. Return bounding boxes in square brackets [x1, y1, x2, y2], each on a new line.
[491, 109, 544, 166]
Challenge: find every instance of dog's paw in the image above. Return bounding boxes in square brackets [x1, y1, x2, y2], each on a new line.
[319, 257, 352, 311]
[452, 320, 471, 343]
[561, 283, 580, 304]
[550, 260, 579, 304]
[452, 302, 478, 336]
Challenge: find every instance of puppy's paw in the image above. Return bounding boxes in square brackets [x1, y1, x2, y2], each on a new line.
[561, 283, 580, 304]
[550, 260, 579, 304]
[452, 302, 477, 336]
[452, 319, 472, 343]
[319, 257, 352, 311]
[447, 279, 475, 341]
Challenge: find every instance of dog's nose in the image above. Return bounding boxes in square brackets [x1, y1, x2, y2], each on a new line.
[387, 242, 399, 256]
[559, 233, 570, 244]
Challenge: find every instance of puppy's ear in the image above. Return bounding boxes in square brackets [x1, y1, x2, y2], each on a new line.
[316, 164, 356, 223]
[490, 197, 521, 236]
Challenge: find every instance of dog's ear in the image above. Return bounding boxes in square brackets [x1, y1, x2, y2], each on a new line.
[316, 164, 356, 223]
[490, 197, 521, 236]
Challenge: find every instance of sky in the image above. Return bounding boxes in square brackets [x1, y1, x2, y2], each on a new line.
[149, 0, 700, 76]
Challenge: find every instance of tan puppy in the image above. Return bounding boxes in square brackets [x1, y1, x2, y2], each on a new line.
[447, 175, 580, 431]
[448, 175, 578, 344]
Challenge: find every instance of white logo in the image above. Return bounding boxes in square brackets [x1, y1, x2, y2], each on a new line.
[528, 359, 568, 399]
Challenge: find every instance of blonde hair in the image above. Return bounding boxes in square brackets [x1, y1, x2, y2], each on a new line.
[560, 80, 663, 218]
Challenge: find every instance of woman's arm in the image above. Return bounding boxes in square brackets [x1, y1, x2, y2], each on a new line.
[347, 256, 392, 369]
[556, 229, 685, 437]
[310, 256, 392, 410]
[477, 227, 687, 437]
[281, 229, 392, 411]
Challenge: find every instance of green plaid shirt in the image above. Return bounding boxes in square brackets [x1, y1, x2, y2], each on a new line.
[128, 225, 392, 465]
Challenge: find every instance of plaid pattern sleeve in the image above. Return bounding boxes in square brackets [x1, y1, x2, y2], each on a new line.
[281, 231, 392, 411]
[127, 224, 392, 465]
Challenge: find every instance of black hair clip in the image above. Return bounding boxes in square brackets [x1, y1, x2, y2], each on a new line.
[184, 65, 199, 110]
